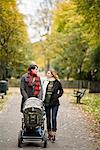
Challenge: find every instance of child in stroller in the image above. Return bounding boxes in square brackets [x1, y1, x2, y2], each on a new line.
[18, 97, 47, 148]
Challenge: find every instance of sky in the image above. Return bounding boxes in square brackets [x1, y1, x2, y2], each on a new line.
[17, 0, 46, 43]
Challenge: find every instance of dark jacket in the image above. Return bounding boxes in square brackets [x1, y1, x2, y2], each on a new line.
[51, 79, 63, 105]
[43, 79, 63, 106]
[20, 73, 42, 112]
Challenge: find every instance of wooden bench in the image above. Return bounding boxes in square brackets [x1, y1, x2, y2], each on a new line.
[0, 93, 5, 99]
[73, 89, 86, 103]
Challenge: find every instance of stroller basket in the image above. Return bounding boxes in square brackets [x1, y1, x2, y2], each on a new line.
[23, 97, 44, 128]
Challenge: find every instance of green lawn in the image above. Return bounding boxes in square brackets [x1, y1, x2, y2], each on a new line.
[0, 89, 12, 111]
[0, 97, 6, 111]
[69, 88, 100, 123]
[81, 93, 100, 123]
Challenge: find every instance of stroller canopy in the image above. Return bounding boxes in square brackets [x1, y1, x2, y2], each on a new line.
[23, 97, 43, 112]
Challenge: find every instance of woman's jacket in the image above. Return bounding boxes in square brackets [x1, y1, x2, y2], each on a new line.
[42, 79, 63, 106]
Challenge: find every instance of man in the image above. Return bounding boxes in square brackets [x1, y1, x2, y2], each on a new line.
[20, 64, 42, 113]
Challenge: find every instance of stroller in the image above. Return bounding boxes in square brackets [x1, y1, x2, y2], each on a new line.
[18, 97, 47, 148]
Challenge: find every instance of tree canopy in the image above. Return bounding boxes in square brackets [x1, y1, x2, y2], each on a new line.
[0, 0, 100, 80]
[0, 0, 33, 79]
[33, 0, 100, 80]
[73, 0, 100, 46]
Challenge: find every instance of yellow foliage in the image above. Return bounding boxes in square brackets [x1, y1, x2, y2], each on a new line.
[51, 1, 83, 33]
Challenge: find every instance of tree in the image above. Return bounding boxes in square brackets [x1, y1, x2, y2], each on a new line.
[51, 32, 88, 79]
[72, 0, 100, 46]
[0, 0, 32, 79]
[46, 1, 89, 79]
[90, 45, 100, 81]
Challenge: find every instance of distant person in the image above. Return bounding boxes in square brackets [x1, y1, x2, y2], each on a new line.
[20, 64, 42, 113]
[42, 70, 63, 142]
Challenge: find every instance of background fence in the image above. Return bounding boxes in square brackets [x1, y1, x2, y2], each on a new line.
[7, 79, 100, 93]
[60, 80, 100, 93]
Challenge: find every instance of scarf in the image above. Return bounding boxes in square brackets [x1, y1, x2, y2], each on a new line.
[27, 71, 41, 97]
[46, 77, 55, 82]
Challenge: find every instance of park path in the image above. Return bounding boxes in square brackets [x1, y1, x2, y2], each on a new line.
[0, 88, 98, 150]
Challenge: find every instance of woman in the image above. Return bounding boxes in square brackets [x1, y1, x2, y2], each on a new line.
[42, 70, 63, 141]
[20, 64, 42, 113]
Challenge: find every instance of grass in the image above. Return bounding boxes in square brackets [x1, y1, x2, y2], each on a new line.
[0, 89, 13, 111]
[81, 93, 100, 123]
[0, 97, 7, 111]
[64, 88, 100, 123]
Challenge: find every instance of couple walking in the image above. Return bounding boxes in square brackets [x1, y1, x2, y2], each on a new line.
[20, 64, 63, 141]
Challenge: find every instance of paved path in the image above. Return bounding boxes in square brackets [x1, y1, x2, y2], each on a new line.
[0, 88, 98, 150]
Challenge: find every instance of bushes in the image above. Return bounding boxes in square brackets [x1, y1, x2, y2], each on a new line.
[8, 78, 20, 87]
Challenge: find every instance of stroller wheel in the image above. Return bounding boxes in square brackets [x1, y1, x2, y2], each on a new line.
[43, 140, 47, 148]
[22, 118, 24, 129]
[42, 140, 47, 148]
[18, 130, 23, 148]
[42, 131, 47, 148]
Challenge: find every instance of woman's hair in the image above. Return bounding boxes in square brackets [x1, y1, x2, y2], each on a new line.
[49, 70, 59, 80]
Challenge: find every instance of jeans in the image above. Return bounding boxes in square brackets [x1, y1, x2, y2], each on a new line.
[45, 105, 59, 132]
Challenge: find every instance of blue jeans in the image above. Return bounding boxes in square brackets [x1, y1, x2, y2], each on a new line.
[45, 105, 59, 132]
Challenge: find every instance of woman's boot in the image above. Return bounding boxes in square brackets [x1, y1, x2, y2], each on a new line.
[48, 131, 52, 140]
[52, 131, 56, 142]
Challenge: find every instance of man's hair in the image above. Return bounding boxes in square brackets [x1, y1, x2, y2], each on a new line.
[28, 64, 38, 71]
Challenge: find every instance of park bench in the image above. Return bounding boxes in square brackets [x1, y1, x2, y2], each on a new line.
[0, 93, 5, 99]
[73, 88, 86, 103]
